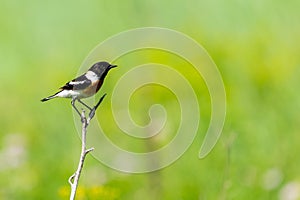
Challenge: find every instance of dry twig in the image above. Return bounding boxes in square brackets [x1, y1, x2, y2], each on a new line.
[68, 94, 106, 200]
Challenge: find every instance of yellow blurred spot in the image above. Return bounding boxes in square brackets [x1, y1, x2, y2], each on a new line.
[76, 186, 86, 200]
[58, 185, 119, 200]
[58, 186, 70, 199]
[88, 185, 119, 200]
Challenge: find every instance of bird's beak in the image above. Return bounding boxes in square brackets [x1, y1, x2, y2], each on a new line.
[109, 65, 117, 69]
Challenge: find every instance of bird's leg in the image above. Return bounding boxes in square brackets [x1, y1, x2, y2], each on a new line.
[94, 93, 107, 110]
[71, 99, 81, 117]
[89, 94, 107, 119]
[77, 99, 92, 111]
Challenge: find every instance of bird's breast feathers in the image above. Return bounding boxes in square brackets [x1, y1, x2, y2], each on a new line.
[82, 79, 103, 97]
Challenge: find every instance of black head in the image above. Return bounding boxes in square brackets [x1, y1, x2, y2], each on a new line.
[89, 61, 117, 78]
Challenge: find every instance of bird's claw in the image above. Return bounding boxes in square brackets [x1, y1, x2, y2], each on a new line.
[89, 108, 96, 119]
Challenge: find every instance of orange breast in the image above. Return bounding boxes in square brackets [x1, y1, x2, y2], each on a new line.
[83, 80, 103, 97]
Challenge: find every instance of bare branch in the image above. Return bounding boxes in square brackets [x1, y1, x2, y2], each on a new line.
[68, 94, 106, 200]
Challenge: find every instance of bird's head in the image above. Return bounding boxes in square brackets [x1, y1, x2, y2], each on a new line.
[89, 61, 117, 78]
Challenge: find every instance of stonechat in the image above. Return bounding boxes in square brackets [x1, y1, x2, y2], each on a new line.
[41, 61, 117, 114]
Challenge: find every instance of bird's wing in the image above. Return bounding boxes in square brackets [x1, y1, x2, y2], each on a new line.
[60, 74, 92, 90]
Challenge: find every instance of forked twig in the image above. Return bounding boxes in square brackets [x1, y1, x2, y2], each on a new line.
[68, 94, 106, 200]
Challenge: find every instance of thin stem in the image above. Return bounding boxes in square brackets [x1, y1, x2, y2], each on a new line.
[69, 111, 89, 200]
[68, 94, 106, 200]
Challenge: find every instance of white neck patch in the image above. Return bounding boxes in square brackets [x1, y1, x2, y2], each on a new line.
[85, 71, 99, 82]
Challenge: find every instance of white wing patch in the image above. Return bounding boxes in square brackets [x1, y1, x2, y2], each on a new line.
[69, 80, 87, 85]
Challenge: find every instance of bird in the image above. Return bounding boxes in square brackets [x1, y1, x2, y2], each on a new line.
[41, 61, 117, 115]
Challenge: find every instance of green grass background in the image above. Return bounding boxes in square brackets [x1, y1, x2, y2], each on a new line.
[1, 0, 300, 199]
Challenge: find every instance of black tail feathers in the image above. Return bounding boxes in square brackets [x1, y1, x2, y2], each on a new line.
[41, 97, 50, 102]
[40, 94, 57, 102]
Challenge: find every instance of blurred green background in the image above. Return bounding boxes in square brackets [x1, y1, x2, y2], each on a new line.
[1, 0, 300, 199]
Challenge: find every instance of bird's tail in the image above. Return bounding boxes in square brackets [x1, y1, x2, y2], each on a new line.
[41, 93, 59, 102]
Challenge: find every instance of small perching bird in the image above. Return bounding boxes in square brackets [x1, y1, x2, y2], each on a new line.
[41, 61, 117, 115]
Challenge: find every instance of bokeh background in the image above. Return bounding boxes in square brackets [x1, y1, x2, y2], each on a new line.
[1, 1, 300, 199]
